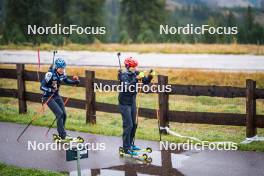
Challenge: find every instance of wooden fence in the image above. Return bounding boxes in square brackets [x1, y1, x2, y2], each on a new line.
[1, 64, 264, 138]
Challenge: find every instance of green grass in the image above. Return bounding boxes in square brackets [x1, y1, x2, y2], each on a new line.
[0, 162, 67, 176]
[1, 97, 264, 152]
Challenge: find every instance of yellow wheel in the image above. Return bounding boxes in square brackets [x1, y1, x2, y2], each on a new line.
[119, 147, 124, 152]
[119, 147, 125, 156]
[142, 154, 148, 160]
[146, 147, 152, 153]
[77, 137, 84, 143]
[147, 157, 152, 163]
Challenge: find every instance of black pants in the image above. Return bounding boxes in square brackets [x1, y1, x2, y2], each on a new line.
[119, 100, 137, 151]
[45, 94, 67, 139]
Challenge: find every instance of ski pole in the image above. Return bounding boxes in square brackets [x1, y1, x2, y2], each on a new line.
[117, 52, 121, 70]
[52, 50, 57, 65]
[37, 49, 45, 112]
[37, 49, 41, 82]
[133, 76, 144, 145]
[50, 50, 57, 70]
[17, 93, 54, 142]
[135, 81, 142, 125]
[45, 118, 56, 137]
[135, 69, 154, 125]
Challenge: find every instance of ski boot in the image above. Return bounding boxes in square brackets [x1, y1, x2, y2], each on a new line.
[131, 145, 152, 153]
[119, 147, 152, 163]
[53, 134, 84, 143]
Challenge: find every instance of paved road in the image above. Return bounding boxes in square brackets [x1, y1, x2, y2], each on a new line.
[0, 50, 264, 71]
[0, 122, 264, 176]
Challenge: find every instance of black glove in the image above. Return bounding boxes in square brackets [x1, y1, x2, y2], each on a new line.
[148, 69, 155, 80]
[74, 80, 80, 85]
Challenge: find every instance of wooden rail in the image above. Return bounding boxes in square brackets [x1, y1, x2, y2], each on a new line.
[0, 64, 264, 138]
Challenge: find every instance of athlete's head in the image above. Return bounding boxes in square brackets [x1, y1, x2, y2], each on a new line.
[55, 58, 66, 74]
[124, 57, 138, 72]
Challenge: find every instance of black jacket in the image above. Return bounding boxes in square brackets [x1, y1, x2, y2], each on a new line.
[40, 69, 77, 97]
[118, 70, 152, 105]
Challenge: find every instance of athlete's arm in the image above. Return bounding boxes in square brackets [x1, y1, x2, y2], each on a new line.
[63, 72, 80, 85]
[135, 71, 153, 84]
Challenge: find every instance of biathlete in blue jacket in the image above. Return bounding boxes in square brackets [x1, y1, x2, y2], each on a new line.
[40, 58, 80, 140]
[118, 57, 155, 155]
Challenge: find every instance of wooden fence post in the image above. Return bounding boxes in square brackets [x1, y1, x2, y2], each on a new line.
[246, 79, 256, 138]
[85, 70, 96, 124]
[161, 150, 173, 176]
[16, 64, 27, 114]
[158, 75, 169, 133]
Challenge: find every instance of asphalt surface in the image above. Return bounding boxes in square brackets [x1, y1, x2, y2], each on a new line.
[0, 50, 264, 71]
[0, 122, 264, 176]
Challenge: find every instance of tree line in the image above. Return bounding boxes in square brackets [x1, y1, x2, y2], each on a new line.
[0, 0, 263, 45]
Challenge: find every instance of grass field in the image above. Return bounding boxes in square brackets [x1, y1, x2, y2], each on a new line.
[1, 43, 264, 55]
[0, 64, 264, 152]
[0, 162, 66, 176]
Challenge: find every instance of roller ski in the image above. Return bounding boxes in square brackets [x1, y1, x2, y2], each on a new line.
[131, 145, 152, 153]
[53, 134, 84, 143]
[119, 147, 152, 163]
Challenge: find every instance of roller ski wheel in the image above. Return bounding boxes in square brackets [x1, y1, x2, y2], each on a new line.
[119, 147, 125, 157]
[142, 153, 148, 160]
[146, 147, 152, 153]
[76, 136, 84, 143]
[140, 154, 152, 163]
[53, 134, 61, 143]
[146, 157, 152, 163]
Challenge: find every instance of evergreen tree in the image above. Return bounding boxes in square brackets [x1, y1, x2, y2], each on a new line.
[0, 0, 5, 36]
[246, 6, 253, 31]
[68, 0, 105, 43]
[227, 11, 237, 43]
[121, 0, 167, 43]
[104, 0, 120, 42]
[3, 0, 52, 44]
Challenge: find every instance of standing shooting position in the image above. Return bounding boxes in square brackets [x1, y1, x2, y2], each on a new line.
[40, 58, 80, 141]
[118, 57, 155, 156]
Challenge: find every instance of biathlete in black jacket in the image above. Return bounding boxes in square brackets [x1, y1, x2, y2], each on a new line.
[40, 58, 80, 140]
[118, 57, 155, 155]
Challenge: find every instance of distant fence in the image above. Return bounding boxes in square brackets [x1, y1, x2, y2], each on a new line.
[0, 64, 264, 138]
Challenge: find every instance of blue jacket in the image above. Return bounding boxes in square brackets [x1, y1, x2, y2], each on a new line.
[40, 69, 77, 97]
[118, 70, 152, 105]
